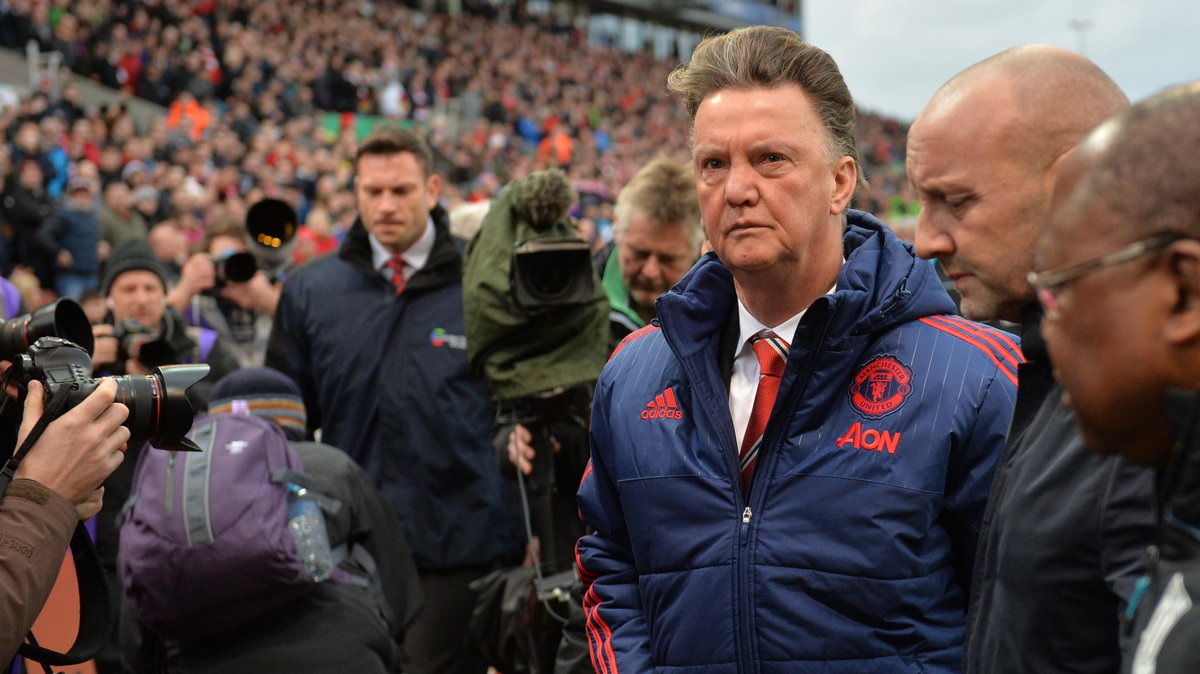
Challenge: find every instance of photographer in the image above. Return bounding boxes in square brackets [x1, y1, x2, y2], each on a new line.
[168, 220, 280, 368]
[92, 240, 239, 407]
[0, 378, 130, 663]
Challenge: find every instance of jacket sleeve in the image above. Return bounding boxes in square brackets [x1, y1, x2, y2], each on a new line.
[266, 280, 322, 436]
[0, 480, 78, 663]
[575, 379, 655, 672]
[941, 370, 1013, 597]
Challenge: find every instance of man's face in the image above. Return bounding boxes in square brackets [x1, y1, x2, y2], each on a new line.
[908, 91, 1052, 323]
[355, 152, 441, 256]
[692, 84, 854, 279]
[617, 211, 698, 311]
[1037, 149, 1174, 465]
[109, 270, 167, 328]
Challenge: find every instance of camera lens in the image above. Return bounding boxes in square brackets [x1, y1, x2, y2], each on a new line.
[0, 299, 94, 361]
[221, 252, 257, 284]
[112, 364, 210, 452]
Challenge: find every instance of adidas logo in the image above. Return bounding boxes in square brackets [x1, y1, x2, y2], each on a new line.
[641, 386, 684, 420]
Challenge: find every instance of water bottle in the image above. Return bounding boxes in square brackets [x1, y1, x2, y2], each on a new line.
[286, 483, 334, 582]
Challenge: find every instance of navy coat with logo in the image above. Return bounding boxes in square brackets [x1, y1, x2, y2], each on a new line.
[267, 208, 518, 571]
[577, 211, 1020, 673]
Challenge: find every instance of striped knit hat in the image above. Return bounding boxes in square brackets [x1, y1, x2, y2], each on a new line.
[208, 367, 307, 440]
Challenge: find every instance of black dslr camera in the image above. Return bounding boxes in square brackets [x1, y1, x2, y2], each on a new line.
[11, 337, 209, 451]
[110, 319, 180, 369]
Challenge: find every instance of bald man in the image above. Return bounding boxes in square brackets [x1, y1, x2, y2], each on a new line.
[907, 45, 1157, 673]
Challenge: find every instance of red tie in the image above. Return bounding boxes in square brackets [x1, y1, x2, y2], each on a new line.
[386, 256, 407, 295]
[739, 330, 789, 493]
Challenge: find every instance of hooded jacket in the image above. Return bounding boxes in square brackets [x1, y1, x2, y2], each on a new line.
[267, 207, 519, 570]
[577, 211, 1020, 673]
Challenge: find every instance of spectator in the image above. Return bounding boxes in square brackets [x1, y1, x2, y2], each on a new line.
[268, 127, 519, 674]
[1033, 81, 1200, 674]
[576, 26, 1018, 672]
[2, 160, 55, 282]
[98, 181, 149, 251]
[907, 45, 1156, 674]
[38, 175, 101, 300]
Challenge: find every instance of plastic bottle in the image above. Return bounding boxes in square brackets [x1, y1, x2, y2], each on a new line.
[286, 483, 334, 582]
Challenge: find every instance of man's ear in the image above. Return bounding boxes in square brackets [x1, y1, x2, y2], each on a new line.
[829, 157, 857, 216]
[1163, 239, 1200, 346]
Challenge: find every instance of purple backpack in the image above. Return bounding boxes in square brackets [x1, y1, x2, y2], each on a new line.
[118, 412, 330, 639]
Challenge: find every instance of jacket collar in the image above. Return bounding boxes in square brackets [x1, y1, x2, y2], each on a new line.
[338, 204, 462, 290]
[656, 210, 955, 359]
[1162, 388, 1200, 529]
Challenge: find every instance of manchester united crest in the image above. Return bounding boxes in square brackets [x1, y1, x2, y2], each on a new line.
[848, 354, 913, 419]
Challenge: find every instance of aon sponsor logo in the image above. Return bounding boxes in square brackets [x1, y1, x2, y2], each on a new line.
[836, 421, 902, 454]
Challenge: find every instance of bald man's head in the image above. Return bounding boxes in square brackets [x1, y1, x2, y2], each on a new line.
[1066, 82, 1200, 243]
[921, 44, 1128, 169]
[906, 44, 1128, 323]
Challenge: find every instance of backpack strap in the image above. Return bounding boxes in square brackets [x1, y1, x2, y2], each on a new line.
[344, 542, 396, 630]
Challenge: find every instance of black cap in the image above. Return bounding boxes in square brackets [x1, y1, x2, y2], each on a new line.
[103, 240, 168, 295]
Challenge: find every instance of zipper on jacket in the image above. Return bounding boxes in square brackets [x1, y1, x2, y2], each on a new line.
[164, 452, 177, 516]
[1124, 544, 1160, 637]
[735, 304, 836, 674]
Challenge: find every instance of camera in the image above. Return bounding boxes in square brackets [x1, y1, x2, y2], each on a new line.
[111, 319, 179, 369]
[0, 298, 94, 362]
[510, 237, 595, 310]
[245, 198, 298, 269]
[11, 337, 208, 451]
[214, 251, 258, 285]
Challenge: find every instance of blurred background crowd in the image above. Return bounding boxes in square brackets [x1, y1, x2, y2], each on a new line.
[0, 0, 914, 308]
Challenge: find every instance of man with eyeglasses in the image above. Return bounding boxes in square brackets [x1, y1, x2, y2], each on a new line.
[907, 45, 1157, 673]
[1034, 83, 1200, 674]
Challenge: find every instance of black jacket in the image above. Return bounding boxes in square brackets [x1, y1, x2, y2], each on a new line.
[268, 208, 520, 570]
[1121, 389, 1200, 674]
[966, 308, 1158, 673]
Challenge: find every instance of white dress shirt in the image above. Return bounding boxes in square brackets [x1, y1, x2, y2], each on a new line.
[728, 280, 838, 449]
[369, 215, 436, 282]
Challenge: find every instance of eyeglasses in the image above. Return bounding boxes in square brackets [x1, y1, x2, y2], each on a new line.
[1027, 232, 1184, 320]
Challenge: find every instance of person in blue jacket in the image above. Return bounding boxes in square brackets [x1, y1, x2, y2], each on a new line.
[266, 126, 519, 674]
[576, 26, 1019, 673]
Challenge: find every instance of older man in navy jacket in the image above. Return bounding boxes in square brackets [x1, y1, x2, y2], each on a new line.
[576, 26, 1018, 673]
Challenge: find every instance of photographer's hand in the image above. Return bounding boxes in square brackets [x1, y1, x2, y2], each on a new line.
[13, 380, 131, 520]
[91, 324, 118, 370]
[168, 253, 216, 312]
[506, 423, 561, 477]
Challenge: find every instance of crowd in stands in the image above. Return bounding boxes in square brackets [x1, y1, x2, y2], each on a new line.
[0, 0, 912, 305]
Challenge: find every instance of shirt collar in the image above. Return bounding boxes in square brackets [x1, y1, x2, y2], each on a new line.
[735, 276, 840, 353]
[370, 215, 436, 273]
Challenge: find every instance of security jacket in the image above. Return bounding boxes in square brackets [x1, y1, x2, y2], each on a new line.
[267, 208, 519, 570]
[577, 212, 1019, 673]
